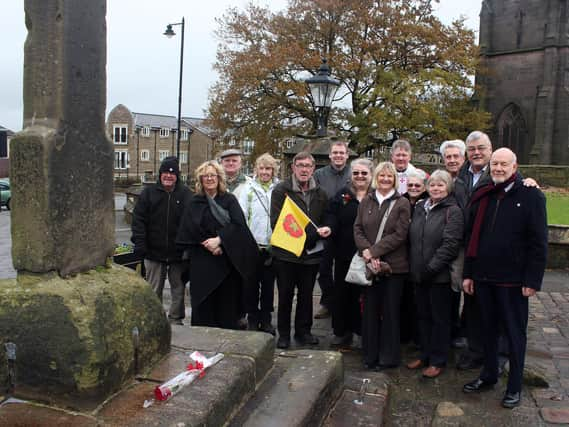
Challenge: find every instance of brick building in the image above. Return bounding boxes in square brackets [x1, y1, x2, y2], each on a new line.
[106, 104, 215, 183]
[475, 0, 569, 164]
[0, 126, 14, 178]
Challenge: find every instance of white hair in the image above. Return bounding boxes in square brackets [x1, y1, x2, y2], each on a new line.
[440, 139, 466, 157]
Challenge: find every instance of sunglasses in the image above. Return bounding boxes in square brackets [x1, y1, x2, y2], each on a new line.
[352, 171, 369, 176]
[407, 183, 423, 188]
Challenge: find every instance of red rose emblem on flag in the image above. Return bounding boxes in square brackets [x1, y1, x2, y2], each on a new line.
[283, 213, 303, 238]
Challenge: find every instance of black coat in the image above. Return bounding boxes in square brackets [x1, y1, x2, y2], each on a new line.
[270, 177, 328, 264]
[323, 186, 362, 262]
[176, 192, 259, 307]
[131, 181, 192, 262]
[463, 176, 548, 290]
[408, 195, 463, 284]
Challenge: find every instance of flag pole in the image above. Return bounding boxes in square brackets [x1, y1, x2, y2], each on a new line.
[285, 195, 319, 229]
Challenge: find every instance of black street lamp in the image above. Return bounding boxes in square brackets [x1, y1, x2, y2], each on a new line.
[163, 17, 185, 160]
[305, 58, 340, 137]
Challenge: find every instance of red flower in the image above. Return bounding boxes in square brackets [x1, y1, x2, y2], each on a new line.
[341, 193, 352, 205]
[283, 213, 304, 238]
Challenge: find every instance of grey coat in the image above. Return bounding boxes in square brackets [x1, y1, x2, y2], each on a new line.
[408, 195, 464, 284]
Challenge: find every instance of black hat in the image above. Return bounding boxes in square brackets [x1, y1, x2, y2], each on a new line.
[159, 156, 180, 177]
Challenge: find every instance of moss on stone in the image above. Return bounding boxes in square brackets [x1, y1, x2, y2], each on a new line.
[0, 265, 170, 404]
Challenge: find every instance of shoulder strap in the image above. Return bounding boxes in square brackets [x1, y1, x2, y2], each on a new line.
[375, 199, 395, 243]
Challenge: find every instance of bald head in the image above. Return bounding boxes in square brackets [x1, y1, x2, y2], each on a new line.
[490, 148, 518, 184]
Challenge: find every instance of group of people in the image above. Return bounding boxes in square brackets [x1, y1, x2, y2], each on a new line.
[131, 130, 548, 409]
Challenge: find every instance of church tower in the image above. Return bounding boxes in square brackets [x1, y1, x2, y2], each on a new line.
[476, 0, 568, 164]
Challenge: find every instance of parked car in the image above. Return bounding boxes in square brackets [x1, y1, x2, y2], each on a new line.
[0, 179, 10, 211]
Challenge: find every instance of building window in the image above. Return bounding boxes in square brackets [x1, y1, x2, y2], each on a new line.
[243, 140, 255, 155]
[181, 128, 189, 141]
[140, 150, 150, 161]
[114, 150, 129, 169]
[160, 128, 170, 138]
[113, 125, 128, 144]
[285, 139, 294, 149]
[142, 126, 150, 137]
[179, 151, 188, 164]
[159, 150, 170, 161]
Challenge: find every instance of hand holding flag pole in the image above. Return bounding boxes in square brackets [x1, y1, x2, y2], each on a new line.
[270, 195, 330, 257]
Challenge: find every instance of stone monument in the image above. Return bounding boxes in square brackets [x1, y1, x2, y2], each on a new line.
[0, 0, 169, 408]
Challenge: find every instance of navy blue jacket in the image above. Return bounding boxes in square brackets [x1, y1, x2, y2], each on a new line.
[463, 176, 548, 290]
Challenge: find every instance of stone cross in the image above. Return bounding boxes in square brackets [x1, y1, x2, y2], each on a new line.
[10, 0, 114, 277]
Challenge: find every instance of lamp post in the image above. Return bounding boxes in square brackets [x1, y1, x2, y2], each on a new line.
[163, 17, 185, 160]
[305, 58, 340, 137]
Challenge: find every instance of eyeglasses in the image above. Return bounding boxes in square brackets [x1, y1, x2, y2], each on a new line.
[467, 145, 490, 152]
[352, 171, 369, 176]
[201, 174, 218, 180]
[407, 183, 423, 188]
[294, 163, 314, 169]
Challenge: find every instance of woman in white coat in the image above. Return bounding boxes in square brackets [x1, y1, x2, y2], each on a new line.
[238, 153, 279, 334]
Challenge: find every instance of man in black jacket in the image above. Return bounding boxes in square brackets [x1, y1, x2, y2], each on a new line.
[131, 156, 192, 325]
[270, 152, 330, 349]
[461, 148, 547, 409]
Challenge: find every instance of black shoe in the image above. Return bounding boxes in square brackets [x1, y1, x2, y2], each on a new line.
[456, 356, 483, 370]
[331, 333, 352, 347]
[375, 364, 398, 372]
[463, 378, 496, 393]
[314, 306, 331, 319]
[247, 320, 260, 331]
[259, 322, 276, 336]
[294, 333, 319, 346]
[502, 391, 521, 409]
[276, 336, 290, 349]
[452, 337, 468, 349]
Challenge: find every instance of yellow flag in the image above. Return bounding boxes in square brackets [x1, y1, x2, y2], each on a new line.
[270, 195, 310, 257]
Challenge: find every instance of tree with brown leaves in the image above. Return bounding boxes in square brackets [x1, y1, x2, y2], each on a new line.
[208, 0, 490, 156]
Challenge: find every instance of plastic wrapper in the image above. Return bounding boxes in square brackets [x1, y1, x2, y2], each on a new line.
[153, 351, 224, 402]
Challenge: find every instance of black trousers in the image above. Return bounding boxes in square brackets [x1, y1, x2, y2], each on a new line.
[415, 282, 453, 367]
[332, 257, 362, 337]
[400, 279, 417, 344]
[362, 274, 404, 367]
[246, 249, 275, 324]
[317, 240, 334, 308]
[273, 259, 319, 337]
[476, 283, 528, 393]
[462, 293, 485, 358]
[191, 269, 241, 329]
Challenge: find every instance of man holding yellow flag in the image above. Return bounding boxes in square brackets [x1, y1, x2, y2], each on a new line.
[270, 152, 330, 349]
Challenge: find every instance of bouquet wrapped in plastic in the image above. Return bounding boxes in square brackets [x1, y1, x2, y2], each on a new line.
[153, 351, 224, 402]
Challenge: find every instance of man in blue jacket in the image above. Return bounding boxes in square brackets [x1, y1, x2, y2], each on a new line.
[461, 148, 548, 409]
[131, 156, 192, 325]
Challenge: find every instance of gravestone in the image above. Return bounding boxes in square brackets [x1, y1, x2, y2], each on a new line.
[0, 0, 170, 407]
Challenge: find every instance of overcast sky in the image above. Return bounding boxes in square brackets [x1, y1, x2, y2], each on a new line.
[1, 1, 482, 132]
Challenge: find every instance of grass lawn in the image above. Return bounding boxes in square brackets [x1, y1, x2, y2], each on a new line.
[546, 192, 569, 225]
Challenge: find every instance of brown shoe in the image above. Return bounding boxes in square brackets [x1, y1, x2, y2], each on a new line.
[406, 359, 424, 370]
[422, 366, 443, 378]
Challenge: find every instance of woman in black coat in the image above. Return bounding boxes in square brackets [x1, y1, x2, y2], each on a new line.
[325, 158, 374, 347]
[406, 169, 463, 378]
[177, 160, 259, 329]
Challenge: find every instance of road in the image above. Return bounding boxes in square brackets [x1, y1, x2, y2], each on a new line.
[0, 193, 129, 279]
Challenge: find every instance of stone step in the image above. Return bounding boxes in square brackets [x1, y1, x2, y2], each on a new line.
[229, 349, 343, 427]
[0, 326, 275, 426]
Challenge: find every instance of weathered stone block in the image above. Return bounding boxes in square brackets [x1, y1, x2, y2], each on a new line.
[0, 265, 170, 408]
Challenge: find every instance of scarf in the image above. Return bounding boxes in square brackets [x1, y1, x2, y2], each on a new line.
[206, 194, 231, 227]
[465, 174, 516, 258]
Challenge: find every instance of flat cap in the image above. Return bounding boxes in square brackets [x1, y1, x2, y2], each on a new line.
[219, 148, 242, 159]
